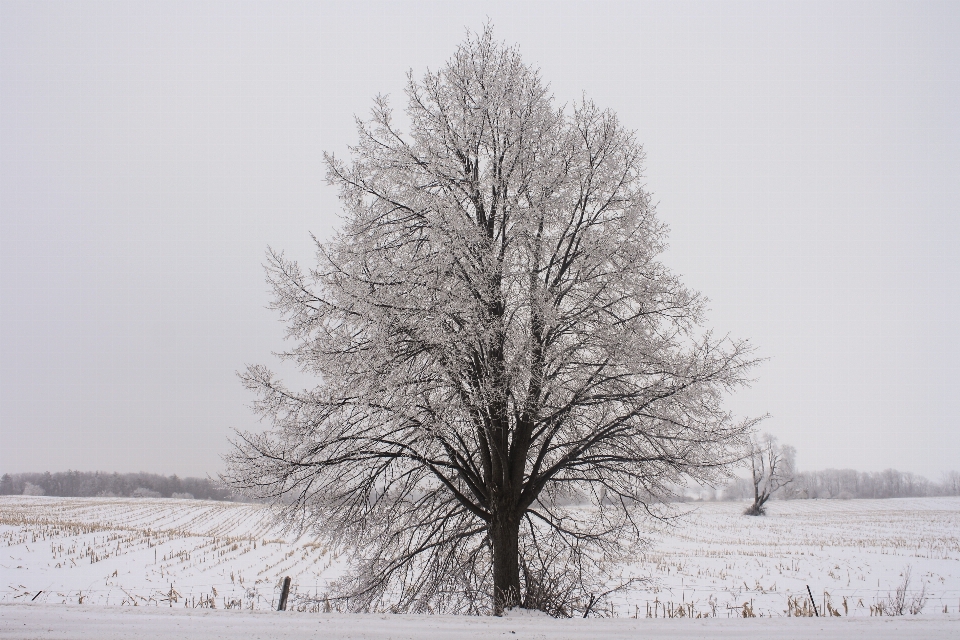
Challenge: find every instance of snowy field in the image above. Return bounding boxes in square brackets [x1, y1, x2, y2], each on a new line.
[1, 496, 958, 629]
[2, 604, 959, 640]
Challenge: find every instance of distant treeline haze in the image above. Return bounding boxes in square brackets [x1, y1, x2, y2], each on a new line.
[724, 468, 960, 501]
[2, 468, 957, 502]
[0, 471, 236, 501]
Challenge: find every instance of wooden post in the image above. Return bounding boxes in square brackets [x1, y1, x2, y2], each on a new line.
[806, 585, 819, 617]
[278, 576, 291, 611]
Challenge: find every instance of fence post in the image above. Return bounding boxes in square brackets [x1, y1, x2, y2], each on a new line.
[278, 576, 291, 611]
[806, 585, 819, 617]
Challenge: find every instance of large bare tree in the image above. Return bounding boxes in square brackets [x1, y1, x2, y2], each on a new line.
[225, 27, 760, 616]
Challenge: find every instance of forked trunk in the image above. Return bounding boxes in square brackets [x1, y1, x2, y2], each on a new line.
[490, 514, 521, 614]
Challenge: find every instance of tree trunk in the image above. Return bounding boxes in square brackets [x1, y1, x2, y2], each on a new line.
[490, 513, 521, 614]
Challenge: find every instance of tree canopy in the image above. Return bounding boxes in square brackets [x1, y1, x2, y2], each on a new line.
[225, 27, 760, 616]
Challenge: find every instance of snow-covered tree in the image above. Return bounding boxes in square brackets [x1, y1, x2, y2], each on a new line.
[743, 433, 794, 515]
[225, 27, 760, 616]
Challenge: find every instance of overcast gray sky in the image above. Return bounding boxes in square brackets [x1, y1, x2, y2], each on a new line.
[1, 1, 958, 479]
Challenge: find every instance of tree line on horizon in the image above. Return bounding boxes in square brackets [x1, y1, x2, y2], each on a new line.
[711, 434, 960, 512]
[722, 466, 960, 502]
[3, 466, 956, 503]
[0, 470, 238, 501]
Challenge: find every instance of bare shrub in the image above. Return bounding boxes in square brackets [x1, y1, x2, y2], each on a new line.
[879, 565, 927, 616]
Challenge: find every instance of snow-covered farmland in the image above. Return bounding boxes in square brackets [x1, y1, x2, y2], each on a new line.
[0, 496, 344, 611]
[1, 496, 958, 620]
[627, 497, 960, 618]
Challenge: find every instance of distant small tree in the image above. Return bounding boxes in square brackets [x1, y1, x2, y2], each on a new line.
[744, 434, 794, 515]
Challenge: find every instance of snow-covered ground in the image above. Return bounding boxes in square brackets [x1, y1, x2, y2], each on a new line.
[3, 604, 959, 639]
[1, 496, 958, 621]
[0, 496, 339, 611]
[629, 497, 960, 618]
